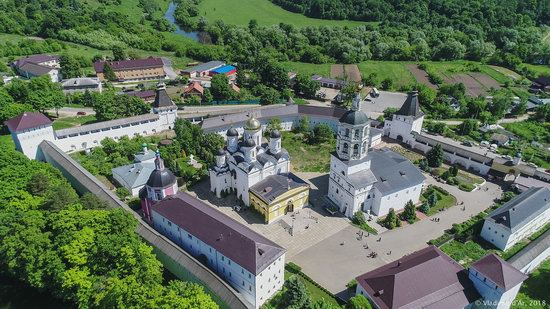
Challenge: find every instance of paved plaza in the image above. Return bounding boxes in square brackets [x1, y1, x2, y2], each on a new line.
[188, 172, 351, 258]
[291, 173, 503, 299]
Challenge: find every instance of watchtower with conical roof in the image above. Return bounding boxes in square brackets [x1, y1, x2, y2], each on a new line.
[383, 91, 425, 145]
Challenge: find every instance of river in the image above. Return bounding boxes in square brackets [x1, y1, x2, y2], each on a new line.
[164, 2, 210, 43]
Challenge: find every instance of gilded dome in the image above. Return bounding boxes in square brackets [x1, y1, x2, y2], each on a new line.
[245, 117, 261, 130]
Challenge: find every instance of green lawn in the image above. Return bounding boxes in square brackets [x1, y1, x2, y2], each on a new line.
[0, 134, 15, 150]
[512, 259, 550, 309]
[440, 240, 490, 267]
[282, 131, 334, 173]
[197, 0, 367, 28]
[266, 269, 339, 308]
[522, 64, 550, 77]
[52, 115, 98, 130]
[425, 60, 512, 85]
[420, 187, 457, 216]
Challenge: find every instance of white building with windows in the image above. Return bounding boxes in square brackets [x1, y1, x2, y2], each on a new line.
[327, 94, 425, 218]
[383, 91, 425, 145]
[481, 187, 550, 250]
[209, 117, 292, 207]
[4, 87, 177, 160]
[151, 192, 286, 308]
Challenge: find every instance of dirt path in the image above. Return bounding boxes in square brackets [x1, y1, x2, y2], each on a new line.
[406, 64, 438, 90]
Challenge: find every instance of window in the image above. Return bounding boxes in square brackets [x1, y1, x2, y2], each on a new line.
[353, 144, 359, 155]
[343, 143, 349, 154]
[228, 260, 231, 265]
[222, 256, 225, 261]
[249, 274, 251, 279]
[345, 129, 350, 137]
[249, 286, 252, 291]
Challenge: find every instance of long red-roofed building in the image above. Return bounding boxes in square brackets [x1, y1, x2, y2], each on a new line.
[93, 57, 166, 82]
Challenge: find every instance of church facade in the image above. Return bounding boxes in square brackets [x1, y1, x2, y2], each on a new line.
[327, 93, 425, 218]
[209, 117, 310, 220]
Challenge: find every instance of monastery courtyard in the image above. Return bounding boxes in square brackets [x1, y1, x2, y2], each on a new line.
[191, 169, 504, 299]
[189, 172, 351, 258]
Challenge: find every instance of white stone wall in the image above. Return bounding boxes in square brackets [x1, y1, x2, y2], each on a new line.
[54, 118, 163, 153]
[413, 141, 491, 175]
[481, 208, 550, 251]
[152, 209, 284, 309]
[372, 183, 423, 217]
[12, 125, 56, 160]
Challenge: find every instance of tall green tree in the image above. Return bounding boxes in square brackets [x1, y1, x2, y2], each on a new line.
[103, 63, 118, 82]
[60, 54, 82, 79]
[283, 275, 311, 309]
[427, 144, 444, 167]
[346, 295, 373, 309]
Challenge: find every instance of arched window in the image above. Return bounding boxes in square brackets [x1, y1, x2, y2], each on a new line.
[354, 129, 360, 139]
[345, 128, 350, 137]
[343, 143, 349, 154]
[362, 142, 367, 153]
[363, 126, 369, 136]
[353, 144, 359, 155]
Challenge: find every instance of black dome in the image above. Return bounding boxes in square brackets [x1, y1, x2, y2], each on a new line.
[270, 130, 281, 138]
[243, 138, 256, 147]
[339, 110, 369, 125]
[146, 169, 176, 188]
[226, 128, 238, 137]
[216, 148, 226, 156]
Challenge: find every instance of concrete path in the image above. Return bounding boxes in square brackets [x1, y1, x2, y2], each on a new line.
[290, 173, 503, 298]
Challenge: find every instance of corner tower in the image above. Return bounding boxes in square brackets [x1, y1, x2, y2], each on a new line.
[4, 112, 56, 160]
[384, 91, 424, 145]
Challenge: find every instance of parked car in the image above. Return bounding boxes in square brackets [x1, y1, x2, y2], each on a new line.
[76, 111, 87, 116]
[233, 205, 242, 212]
[462, 140, 474, 147]
[490, 144, 498, 151]
[527, 163, 538, 168]
[480, 141, 490, 147]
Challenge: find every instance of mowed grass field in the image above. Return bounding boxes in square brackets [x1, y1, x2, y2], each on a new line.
[197, 0, 367, 27]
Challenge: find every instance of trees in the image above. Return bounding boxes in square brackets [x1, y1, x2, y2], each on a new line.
[533, 104, 550, 122]
[346, 295, 372, 309]
[383, 208, 398, 229]
[210, 74, 233, 101]
[283, 276, 311, 309]
[353, 211, 366, 226]
[258, 86, 280, 105]
[427, 144, 444, 167]
[380, 78, 393, 90]
[93, 92, 149, 121]
[294, 73, 320, 98]
[460, 119, 479, 135]
[103, 63, 118, 82]
[402, 200, 417, 222]
[266, 117, 282, 134]
[112, 45, 128, 61]
[311, 124, 334, 144]
[295, 116, 310, 133]
[60, 54, 83, 79]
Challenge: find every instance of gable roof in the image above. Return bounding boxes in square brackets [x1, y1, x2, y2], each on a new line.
[485, 187, 550, 232]
[14, 54, 59, 68]
[471, 254, 527, 291]
[533, 76, 550, 87]
[4, 112, 52, 132]
[184, 82, 204, 94]
[182, 61, 225, 73]
[18, 62, 56, 76]
[112, 162, 156, 189]
[152, 192, 286, 275]
[153, 89, 175, 109]
[396, 91, 424, 118]
[61, 77, 101, 88]
[250, 173, 309, 204]
[93, 57, 164, 73]
[356, 246, 479, 309]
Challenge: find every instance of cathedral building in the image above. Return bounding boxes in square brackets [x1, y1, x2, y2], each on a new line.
[209, 117, 309, 222]
[327, 93, 425, 218]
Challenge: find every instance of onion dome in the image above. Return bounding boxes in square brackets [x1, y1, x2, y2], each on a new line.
[245, 117, 261, 130]
[216, 149, 226, 156]
[243, 138, 256, 147]
[146, 152, 176, 188]
[226, 127, 239, 137]
[270, 130, 281, 138]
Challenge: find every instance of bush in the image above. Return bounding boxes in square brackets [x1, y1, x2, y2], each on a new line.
[353, 211, 367, 226]
[286, 262, 302, 273]
[459, 183, 475, 191]
[116, 187, 130, 199]
[346, 279, 357, 290]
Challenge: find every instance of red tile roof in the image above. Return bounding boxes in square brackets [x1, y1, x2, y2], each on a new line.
[184, 81, 204, 95]
[356, 246, 479, 309]
[4, 112, 52, 132]
[471, 254, 527, 291]
[94, 57, 164, 73]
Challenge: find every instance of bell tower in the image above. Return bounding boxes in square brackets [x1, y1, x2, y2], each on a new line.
[336, 94, 370, 161]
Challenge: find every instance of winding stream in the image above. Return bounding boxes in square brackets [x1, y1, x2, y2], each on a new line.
[164, 2, 208, 43]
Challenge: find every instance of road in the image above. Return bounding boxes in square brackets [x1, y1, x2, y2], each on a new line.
[433, 114, 530, 126]
[290, 173, 503, 299]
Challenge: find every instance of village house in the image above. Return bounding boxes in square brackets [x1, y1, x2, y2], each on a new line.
[126, 90, 157, 103]
[94, 57, 166, 82]
[12, 54, 61, 82]
[181, 61, 225, 78]
[183, 81, 204, 97]
[61, 77, 102, 94]
[529, 76, 550, 93]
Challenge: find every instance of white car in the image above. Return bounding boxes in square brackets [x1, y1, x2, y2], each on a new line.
[490, 144, 498, 151]
[480, 141, 490, 147]
[527, 163, 538, 168]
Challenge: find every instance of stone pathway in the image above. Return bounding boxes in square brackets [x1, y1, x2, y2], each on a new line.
[291, 173, 503, 298]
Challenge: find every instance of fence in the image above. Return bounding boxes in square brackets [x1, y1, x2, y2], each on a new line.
[38, 141, 251, 309]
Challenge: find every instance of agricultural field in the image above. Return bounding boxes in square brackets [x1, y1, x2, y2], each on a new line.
[196, 0, 367, 28]
[522, 64, 550, 77]
[282, 61, 416, 89]
[406, 64, 438, 89]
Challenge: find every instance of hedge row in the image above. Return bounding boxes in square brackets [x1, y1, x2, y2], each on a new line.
[284, 263, 344, 305]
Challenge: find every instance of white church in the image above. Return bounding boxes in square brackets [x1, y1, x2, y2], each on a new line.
[209, 117, 291, 206]
[327, 92, 426, 218]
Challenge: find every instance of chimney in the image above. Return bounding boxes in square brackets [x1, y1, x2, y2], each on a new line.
[397, 261, 401, 267]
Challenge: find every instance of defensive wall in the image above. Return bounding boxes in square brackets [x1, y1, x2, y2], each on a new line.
[38, 140, 251, 309]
